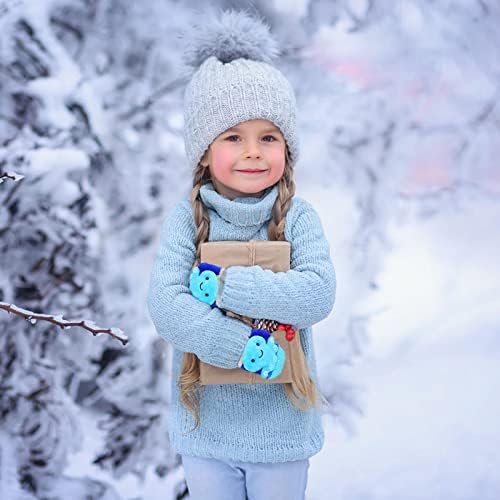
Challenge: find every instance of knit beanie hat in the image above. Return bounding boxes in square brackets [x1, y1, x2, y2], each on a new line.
[181, 9, 299, 171]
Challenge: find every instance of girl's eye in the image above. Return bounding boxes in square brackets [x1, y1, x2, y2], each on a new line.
[224, 135, 278, 142]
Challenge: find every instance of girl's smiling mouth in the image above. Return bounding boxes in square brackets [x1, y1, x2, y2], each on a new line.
[237, 170, 268, 174]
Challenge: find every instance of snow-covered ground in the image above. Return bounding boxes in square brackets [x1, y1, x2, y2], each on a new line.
[309, 330, 500, 500]
[64, 408, 184, 499]
[307, 194, 500, 500]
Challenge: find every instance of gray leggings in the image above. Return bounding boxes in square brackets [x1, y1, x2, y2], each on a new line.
[181, 454, 310, 500]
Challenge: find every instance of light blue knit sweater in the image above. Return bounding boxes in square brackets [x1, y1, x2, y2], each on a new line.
[146, 181, 336, 463]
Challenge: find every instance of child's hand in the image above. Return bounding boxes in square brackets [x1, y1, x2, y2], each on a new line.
[238, 329, 286, 380]
[189, 262, 225, 308]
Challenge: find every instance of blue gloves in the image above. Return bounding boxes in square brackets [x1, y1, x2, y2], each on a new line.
[189, 263, 286, 380]
[189, 262, 225, 308]
[238, 329, 286, 380]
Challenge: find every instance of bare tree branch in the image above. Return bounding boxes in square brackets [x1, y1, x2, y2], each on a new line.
[118, 76, 187, 120]
[0, 301, 129, 345]
[0, 171, 25, 184]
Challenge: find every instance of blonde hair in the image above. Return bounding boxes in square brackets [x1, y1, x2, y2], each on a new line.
[179, 147, 323, 430]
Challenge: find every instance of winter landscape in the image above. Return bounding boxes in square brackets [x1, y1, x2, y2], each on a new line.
[1, 1, 499, 499]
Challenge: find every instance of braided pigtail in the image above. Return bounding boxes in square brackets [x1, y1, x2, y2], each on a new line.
[267, 148, 323, 411]
[178, 164, 211, 430]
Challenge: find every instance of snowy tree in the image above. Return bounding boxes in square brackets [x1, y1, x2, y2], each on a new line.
[0, 0, 189, 497]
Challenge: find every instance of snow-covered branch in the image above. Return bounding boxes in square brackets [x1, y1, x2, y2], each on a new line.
[0, 171, 25, 184]
[0, 301, 129, 345]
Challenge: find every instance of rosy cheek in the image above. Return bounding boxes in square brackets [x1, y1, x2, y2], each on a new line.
[209, 148, 236, 184]
[268, 149, 286, 169]
[214, 149, 234, 166]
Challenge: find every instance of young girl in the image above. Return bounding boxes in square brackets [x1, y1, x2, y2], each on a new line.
[147, 10, 336, 500]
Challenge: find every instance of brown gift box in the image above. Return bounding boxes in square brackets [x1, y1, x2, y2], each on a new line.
[198, 240, 305, 385]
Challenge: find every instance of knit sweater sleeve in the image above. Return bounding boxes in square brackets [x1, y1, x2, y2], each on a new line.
[217, 198, 336, 330]
[146, 201, 250, 368]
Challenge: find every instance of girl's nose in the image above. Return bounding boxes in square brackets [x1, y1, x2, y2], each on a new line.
[244, 140, 262, 158]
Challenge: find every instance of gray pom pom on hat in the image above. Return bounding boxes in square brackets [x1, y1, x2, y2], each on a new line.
[181, 9, 299, 170]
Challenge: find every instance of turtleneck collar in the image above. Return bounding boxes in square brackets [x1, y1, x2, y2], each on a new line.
[199, 181, 278, 227]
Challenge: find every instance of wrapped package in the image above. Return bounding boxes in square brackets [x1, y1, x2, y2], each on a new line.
[198, 240, 305, 385]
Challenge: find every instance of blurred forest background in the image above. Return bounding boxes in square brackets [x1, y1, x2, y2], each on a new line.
[1, 1, 499, 499]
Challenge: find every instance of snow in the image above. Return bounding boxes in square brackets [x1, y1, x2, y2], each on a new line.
[64, 409, 183, 500]
[21, 0, 82, 128]
[24, 147, 90, 204]
[306, 195, 500, 500]
[308, 332, 500, 500]
[273, 0, 309, 18]
[26, 148, 90, 176]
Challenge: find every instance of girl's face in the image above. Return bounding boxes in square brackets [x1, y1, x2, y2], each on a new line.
[200, 119, 286, 200]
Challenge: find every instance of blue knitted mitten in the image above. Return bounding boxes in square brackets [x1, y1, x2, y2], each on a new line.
[238, 329, 286, 380]
[189, 262, 224, 308]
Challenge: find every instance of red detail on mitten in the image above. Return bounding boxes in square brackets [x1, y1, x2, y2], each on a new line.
[285, 328, 295, 341]
[277, 324, 287, 331]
